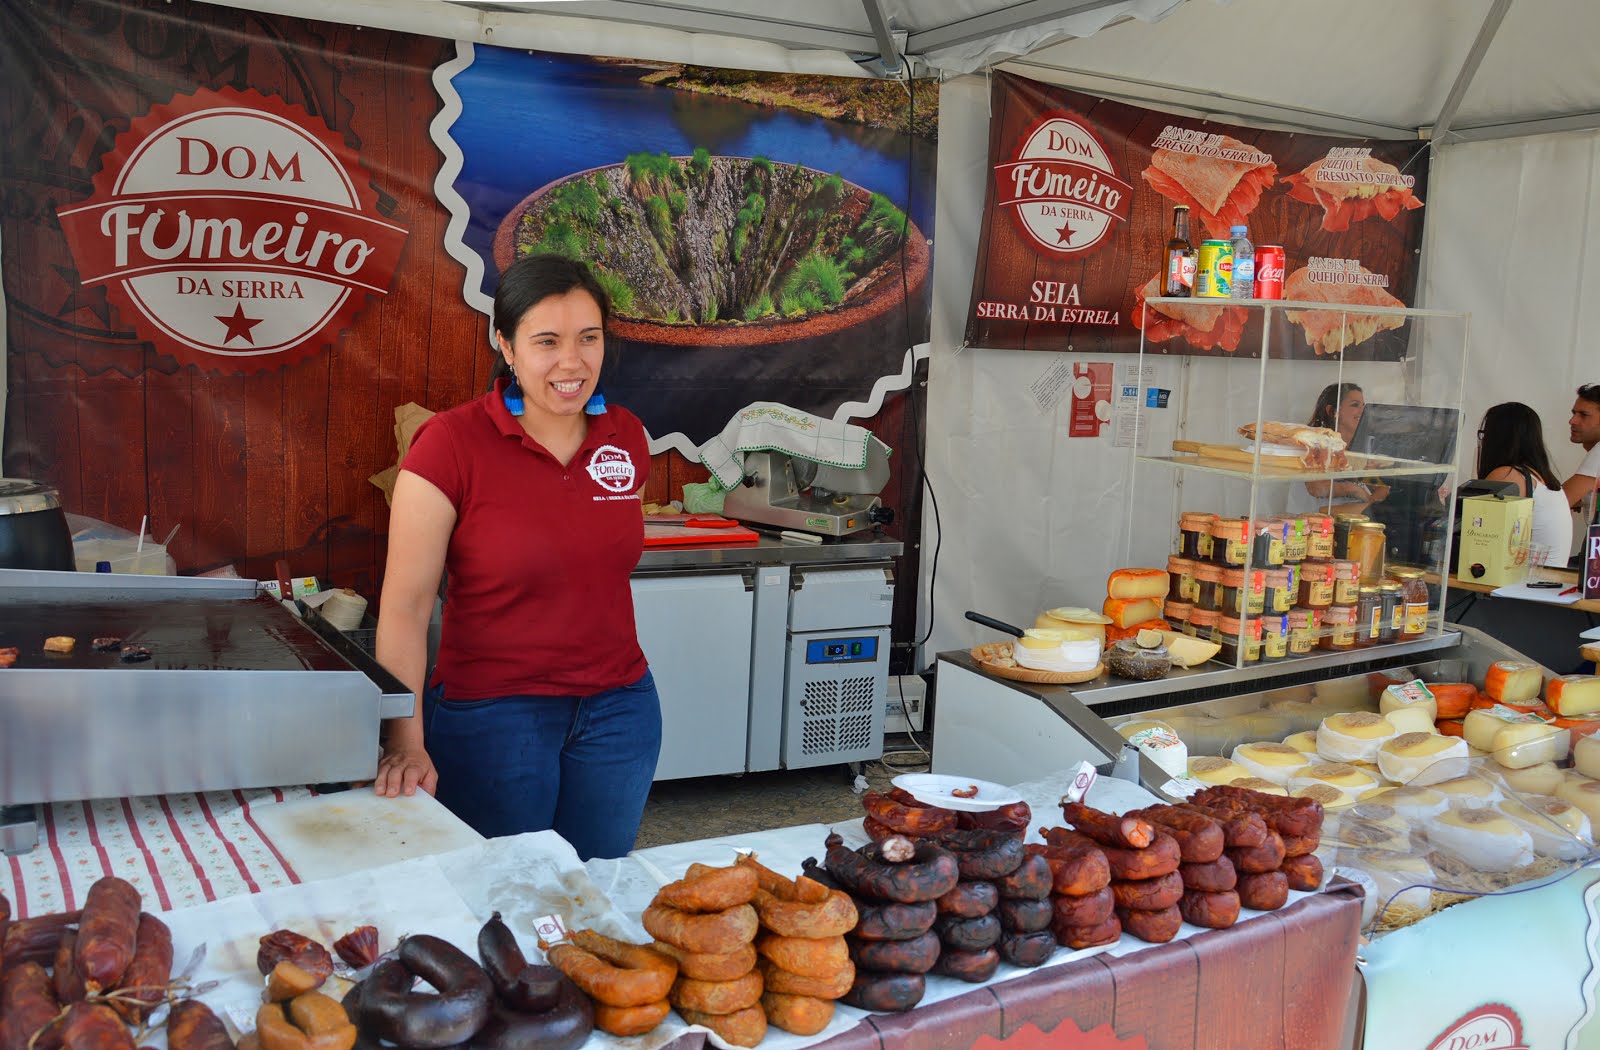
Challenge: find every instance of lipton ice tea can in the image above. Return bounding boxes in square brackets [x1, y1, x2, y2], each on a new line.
[1255, 245, 1286, 299]
[1195, 240, 1234, 298]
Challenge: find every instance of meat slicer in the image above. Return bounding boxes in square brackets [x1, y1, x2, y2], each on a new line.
[722, 442, 895, 537]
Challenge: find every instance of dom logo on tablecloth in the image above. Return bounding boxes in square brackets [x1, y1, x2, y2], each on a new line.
[1426, 1003, 1528, 1050]
[55, 87, 408, 372]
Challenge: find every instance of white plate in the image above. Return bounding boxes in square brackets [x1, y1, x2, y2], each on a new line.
[891, 773, 1023, 812]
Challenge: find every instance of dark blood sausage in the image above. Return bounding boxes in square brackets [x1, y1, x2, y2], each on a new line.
[1227, 832, 1287, 875]
[933, 913, 1001, 952]
[935, 881, 998, 918]
[1179, 804, 1270, 849]
[58, 1003, 135, 1050]
[1059, 802, 1155, 849]
[798, 857, 841, 892]
[470, 981, 594, 1050]
[1193, 786, 1324, 839]
[360, 936, 494, 1048]
[1281, 831, 1322, 858]
[1, 962, 62, 1050]
[74, 877, 141, 993]
[937, 829, 1025, 880]
[851, 898, 937, 942]
[957, 801, 1032, 833]
[1237, 871, 1291, 912]
[1134, 807, 1226, 863]
[999, 931, 1055, 968]
[54, 930, 87, 1004]
[846, 930, 940, 975]
[995, 853, 1052, 901]
[1179, 889, 1241, 930]
[1281, 853, 1325, 892]
[840, 971, 925, 1013]
[862, 791, 958, 836]
[996, 897, 1053, 934]
[1043, 828, 1180, 881]
[1178, 856, 1238, 894]
[111, 913, 173, 1021]
[477, 912, 562, 1014]
[1051, 887, 1114, 928]
[1110, 871, 1184, 912]
[1051, 915, 1121, 950]
[825, 840, 959, 904]
[931, 946, 1000, 983]
[166, 1001, 235, 1050]
[1116, 905, 1183, 944]
[1022, 843, 1111, 897]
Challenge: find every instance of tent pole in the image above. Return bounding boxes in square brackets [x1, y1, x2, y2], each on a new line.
[861, 0, 904, 76]
[1426, 0, 1514, 144]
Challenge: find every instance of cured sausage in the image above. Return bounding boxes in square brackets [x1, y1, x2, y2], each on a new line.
[543, 930, 677, 1009]
[1179, 804, 1269, 849]
[1178, 856, 1238, 894]
[861, 816, 900, 844]
[469, 981, 592, 1050]
[839, 971, 925, 1013]
[826, 839, 960, 904]
[591, 999, 669, 1038]
[58, 1003, 134, 1050]
[930, 946, 1000, 983]
[957, 801, 1032, 834]
[75, 877, 140, 993]
[653, 864, 758, 914]
[996, 897, 1053, 934]
[1050, 887, 1114, 928]
[760, 991, 834, 1036]
[477, 913, 562, 1014]
[1237, 871, 1290, 912]
[256, 931, 333, 986]
[358, 936, 494, 1049]
[1179, 889, 1241, 930]
[1059, 802, 1156, 850]
[1051, 915, 1121, 950]
[937, 830, 1025, 880]
[110, 913, 173, 1021]
[285, 993, 351, 1038]
[641, 903, 759, 955]
[668, 970, 764, 1015]
[753, 933, 847, 979]
[1111, 871, 1184, 912]
[650, 940, 757, 983]
[1043, 829, 1180, 881]
[54, 930, 86, 1004]
[933, 913, 1001, 952]
[1, 962, 61, 1050]
[1193, 786, 1324, 839]
[1281, 831, 1321, 858]
[999, 931, 1055, 968]
[0, 912, 70, 972]
[1281, 853, 1325, 892]
[757, 958, 854, 999]
[0, 892, 7, 950]
[750, 888, 857, 940]
[1116, 905, 1182, 944]
[935, 880, 998, 918]
[847, 930, 940, 975]
[1022, 843, 1111, 897]
[995, 854, 1052, 901]
[677, 1004, 767, 1047]
[333, 927, 380, 970]
[167, 1000, 234, 1050]
[850, 898, 937, 942]
[1227, 833, 1287, 875]
[862, 791, 957, 836]
[1134, 807, 1226, 864]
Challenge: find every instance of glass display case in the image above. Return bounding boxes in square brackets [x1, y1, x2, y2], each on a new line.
[1123, 296, 1471, 669]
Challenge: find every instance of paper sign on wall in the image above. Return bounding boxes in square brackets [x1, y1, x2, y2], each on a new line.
[1068, 362, 1113, 436]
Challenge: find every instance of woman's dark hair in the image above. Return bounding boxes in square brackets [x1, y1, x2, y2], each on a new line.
[1309, 382, 1363, 430]
[1477, 402, 1562, 491]
[490, 255, 610, 382]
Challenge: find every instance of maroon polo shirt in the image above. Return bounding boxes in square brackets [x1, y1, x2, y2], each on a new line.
[401, 379, 650, 699]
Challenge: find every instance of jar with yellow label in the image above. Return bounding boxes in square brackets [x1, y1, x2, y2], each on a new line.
[1259, 614, 1289, 662]
[1354, 586, 1383, 648]
[1167, 556, 1197, 603]
[1331, 560, 1361, 606]
[1214, 614, 1262, 665]
[1333, 513, 1369, 560]
[1278, 517, 1308, 563]
[1350, 521, 1387, 581]
[1378, 581, 1403, 643]
[1218, 567, 1266, 616]
[1305, 514, 1335, 559]
[1164, 600, 1192, 634]
[1263, 568, 1293, 614]
[1389, 567, 1430, 638]
[1320, 605, 1358, 650]
[1210, 517, 1250, 566]
[1297, 559, 1335, 608]
[1187, 607, 1220, 640]
[1194, 562, 1224, 612]
[1179, 512, 1217, 561]
[1250, 519, 1286, 568]
[1288, 607, 1320, 656]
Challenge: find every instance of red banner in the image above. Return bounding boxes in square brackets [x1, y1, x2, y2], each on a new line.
[966, 72, 1430, 360]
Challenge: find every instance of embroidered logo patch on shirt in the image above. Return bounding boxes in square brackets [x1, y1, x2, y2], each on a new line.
[586, 444, 637, 493]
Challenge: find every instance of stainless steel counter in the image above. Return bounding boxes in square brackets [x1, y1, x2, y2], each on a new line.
[634, 533, 903, 573]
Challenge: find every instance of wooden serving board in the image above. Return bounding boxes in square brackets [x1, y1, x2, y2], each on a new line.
[1171, 440, 1308, 472]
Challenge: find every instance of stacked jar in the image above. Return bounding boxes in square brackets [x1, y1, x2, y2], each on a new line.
[1388, 567, 1431, 639]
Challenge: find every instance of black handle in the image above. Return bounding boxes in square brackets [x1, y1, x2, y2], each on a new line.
[964, 611, 1024, 637]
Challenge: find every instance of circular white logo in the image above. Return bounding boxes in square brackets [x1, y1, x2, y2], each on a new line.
[586, 445, 637, 493]
[995, 113, 1133, 256]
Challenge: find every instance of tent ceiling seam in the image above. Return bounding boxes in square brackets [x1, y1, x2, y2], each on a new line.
[1427, 0, 1515, 144]
[907, 0, 1141, 53]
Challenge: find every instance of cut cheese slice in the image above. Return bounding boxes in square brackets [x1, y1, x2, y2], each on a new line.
[1375, 732, 1469, 786]
[1107, 568, 1170, 601]
[1231, 741, 1313, 785]
[1463, 706, 1546, 753]
[1498, 797, 1593, 859]
[1576, 735, 1600, 781]
[1317, 712, 1398, 763]
[1427, 808, 1534, 872]
[1281, 731, 1320, 754]
[1230, 776, 1288, 796]
[1382, 706, 1436, 737]
[1378, 680, 1437, 722]
[1556, 778, 1600, 824]
[1432, 776, 1503, 809]
[1292, 782, 1355, 810]
[1103, 596, 1162, 629]
[1018, 628, 1069, 649]
[1547, 675, 1600, 717]
[1490, 721, 1570, 770]
[1485, 660, 1544, 703]
[1497, 761, 1565, 797]
[1378, 785, 1449, 819]
[1155, 630, 1222, 668]
[1290, 763, 1380, 805]
[1188, 756, 1252, 785]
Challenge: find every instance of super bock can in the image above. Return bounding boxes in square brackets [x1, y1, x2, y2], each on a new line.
[1195, 239, 1233, 298]
[1255, 245, 1286, 300]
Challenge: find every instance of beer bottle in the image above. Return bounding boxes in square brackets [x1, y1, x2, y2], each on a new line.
[1163, 205, 1195, 297]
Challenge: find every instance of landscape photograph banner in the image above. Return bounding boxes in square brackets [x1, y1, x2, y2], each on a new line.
[965, 71, 1430, 361]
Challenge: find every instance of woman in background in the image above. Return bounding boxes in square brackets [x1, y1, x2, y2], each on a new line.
[1291, 382, 1388, 514]
[1476, 401, 1571, 567]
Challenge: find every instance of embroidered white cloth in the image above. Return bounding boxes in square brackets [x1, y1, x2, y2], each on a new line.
[699, 402, 890, 490]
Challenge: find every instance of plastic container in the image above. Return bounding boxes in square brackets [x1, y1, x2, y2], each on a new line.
[72, 537, 175, 575]
[1229, 225, 1255, 299]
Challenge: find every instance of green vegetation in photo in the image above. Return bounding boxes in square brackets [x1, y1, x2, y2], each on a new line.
[626, 151, 683, 195]
[820, 173, 844, 201]
[743, 292, 775, 321]
[668, 190, 687, 217]
[752, 155, 774, 177]
[841, 236, 867, 267]
[593, 269, 634, 314]
[778, 252, 852, 316]
[645, 196, 674, 248]
[732, 192, 766, 263]
[549, 179, 601, 224]
[862, 193, 908, 237]
[690, 147, 711, 179]
[700, 301, 719, 323]
[534, 218, 583, 259]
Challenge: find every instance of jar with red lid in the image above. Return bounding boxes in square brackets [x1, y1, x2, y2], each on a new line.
[1288, 607, 1320, 656]
[1164, 600, 1192, 633]
[1297, 559, 1335, 608]
[1167, 556, 1197, 603]
[1279, 517, 1308, 563]
[1250, 519, 1286, 568]
[1320, 605, 1358, 650]
[1179, 513, 1217, 561]
[1304, 515, 1335, 560]
[1194, 563, 1224, 612]
[1210, 517, 1250, 566]
[1263, 568, 1293, 614]
[1331, 560, 1361, 606]
[1214, 614, 1262, 665]
[1218, 567, 1266, 616]
[1187, 607, 1220, 639]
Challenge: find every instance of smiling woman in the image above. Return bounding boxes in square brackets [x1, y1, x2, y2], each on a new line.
[371, 255, 662, 860]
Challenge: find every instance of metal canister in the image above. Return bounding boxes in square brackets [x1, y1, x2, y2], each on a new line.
[1195, 239, 1234, 298]
[1255, 245, 1286, 299]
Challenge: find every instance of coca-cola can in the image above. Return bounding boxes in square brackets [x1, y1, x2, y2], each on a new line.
[1256, 246, 1286, 299]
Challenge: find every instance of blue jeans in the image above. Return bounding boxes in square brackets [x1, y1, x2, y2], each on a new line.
[422, 670, 661, 860]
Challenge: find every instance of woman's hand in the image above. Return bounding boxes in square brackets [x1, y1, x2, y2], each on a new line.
[374, 745, 438, 797]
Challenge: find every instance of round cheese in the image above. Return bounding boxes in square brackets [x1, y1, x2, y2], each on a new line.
[1118, 720, 1188, 780]
[1485, 660, 1543, 703]
[1337, 850, 1436, 918]
[1187, 756, 1252, 785]
[1497, 761, 1565, 797]
[1378, 785, 1449, 820]
[1292, 782, 1355, 809]
[1427, 807, 1534, 872]
[1574, 734, 1600, 781]
[1290, 762, 1381, 805]
[1490, 721, 1570, 770]
[1379, 682, 1438, 722]
[1556, 778, 1600, 824]
[1281, 730, 1320, 754]
[1317, 712, 1398, 763]
[1432, 776, 1503, 809]
[1013, 636, 1101, 672]
[1018, 628, 1068, 649]
[1381, 706, 1437, 737]
[1376, 732, 1470, 787]
[1229, 776, 1288, 796]
[1327, 814, 1407, 851]
[1498, 796, 1592, 859]
[1231, 742, 1313, 786]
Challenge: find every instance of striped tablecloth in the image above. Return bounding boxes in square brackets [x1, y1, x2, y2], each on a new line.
[2, 787, 316, 917]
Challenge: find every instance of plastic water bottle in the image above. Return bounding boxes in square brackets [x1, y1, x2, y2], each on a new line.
[1229, 224, 1255, 299]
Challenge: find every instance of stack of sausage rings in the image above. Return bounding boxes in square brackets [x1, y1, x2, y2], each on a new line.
[1045, 803, 1185, 944]
[1191, 785, 1327, 903]
[734, 855, 858, 1036]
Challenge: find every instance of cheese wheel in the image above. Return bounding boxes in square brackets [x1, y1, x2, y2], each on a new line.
[1018, 628, 1069, 649]
[1432, 777, 1502, 809]
[1427, 808, 1534, 872]
[1230, 776, 1289, 796]
[1498, 797, 1592, 859]
[1188, 756, 1252, 785]
[1344, 801, 1409, 834]
[1316, 712, 1398, 764]
[1107, 568, 1170, 601]
[1437, 719, 1466, 739]
[1231, 742, 1313, 786]
[1378, 681, 1438, 722]
[1375, 733, 1470, 787]
[1281, 731, 1320, 754]
[1552, 716, 1600, 742]
[1555, 778, 1600, 825]
[1013, 636, 1101, 672]
[1356, 785, 1398, 801]
[1490, 721, 1570, 770]
[1463, 706, 1546, 753]
[1497, 761, 1565, 797]
[1485, 660, 1544, 703]
[1037, 608, 1110, 650]
[1428, 684, 1478, 720]
[1575, 736, 1600, 781]
[1326, 815, 1407, 852]
[1547, 675, 1600, 717]
[1292, 782, 1355, 810]
[1336, 850, 1435, 917]
[1382, 706, 1436, 737]
[1118, 721, 1188, 780]
[1289, 763, 1379, 805]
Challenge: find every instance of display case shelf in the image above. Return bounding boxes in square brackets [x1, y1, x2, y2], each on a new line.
[1135, 454, 1454, 482]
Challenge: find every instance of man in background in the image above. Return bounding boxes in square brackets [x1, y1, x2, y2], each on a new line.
[1565, 384, 1600, 557]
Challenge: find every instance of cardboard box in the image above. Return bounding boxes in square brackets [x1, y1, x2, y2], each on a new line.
[1457, 494, 1534, 588]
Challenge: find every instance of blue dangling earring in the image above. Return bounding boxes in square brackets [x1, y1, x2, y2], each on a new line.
[503, 364, 525, 417]
[584, 383, 607, 416]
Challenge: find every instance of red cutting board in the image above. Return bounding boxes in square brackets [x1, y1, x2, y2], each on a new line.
[642, 515, 761, 547]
